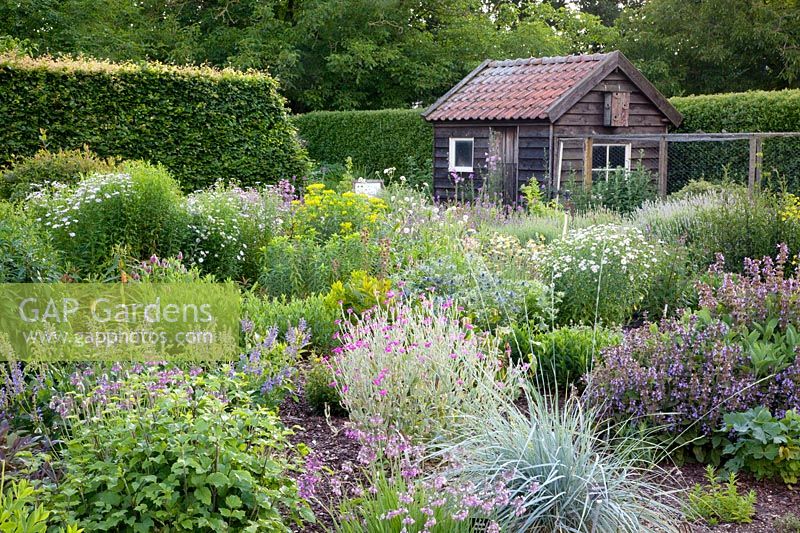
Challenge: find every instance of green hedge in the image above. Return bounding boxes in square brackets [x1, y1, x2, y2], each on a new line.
[671, 90, 800, 192]
[671, 89, 800, 133]
[292, 109, 433, 177]
[0, 54, 309, 191]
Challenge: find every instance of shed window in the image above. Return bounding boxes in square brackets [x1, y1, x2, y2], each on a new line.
[449, 138, 474, 173]
[591, 144, 631, 181]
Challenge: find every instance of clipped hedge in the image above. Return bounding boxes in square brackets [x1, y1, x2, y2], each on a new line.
[671, 90, 800, 192]
[292, 108, 433, 177]
[671, 89, 800, 133]
[0, 54, 309, 191]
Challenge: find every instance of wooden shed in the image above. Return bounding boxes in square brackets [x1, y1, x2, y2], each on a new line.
[422, 51, 682, 201]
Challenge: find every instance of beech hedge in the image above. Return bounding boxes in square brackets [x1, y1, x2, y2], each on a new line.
[672, 89, 800, 133]
[292, 109, 433, 177]
[0, 54, 309, 191]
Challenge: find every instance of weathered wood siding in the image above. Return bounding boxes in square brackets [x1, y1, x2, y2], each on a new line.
[552, 68, 669, 189]
[432, 121, 549, 199]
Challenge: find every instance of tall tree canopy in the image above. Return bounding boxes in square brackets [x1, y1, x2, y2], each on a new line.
[0, 0, 615, 111]
[1, 0, 798, 107]
[616, 0, 800, 96]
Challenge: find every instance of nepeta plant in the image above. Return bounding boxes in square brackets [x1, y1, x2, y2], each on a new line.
[330, 300, 525, 442]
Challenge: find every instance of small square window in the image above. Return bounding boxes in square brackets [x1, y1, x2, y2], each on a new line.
[591, 144, 631, 181]
[449, 138, 474, 173]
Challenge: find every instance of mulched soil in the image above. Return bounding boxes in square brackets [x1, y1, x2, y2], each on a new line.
[280, 387, 359, 533]
[280, 382, 800, 533]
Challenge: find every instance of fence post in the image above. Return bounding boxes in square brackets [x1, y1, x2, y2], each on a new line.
[748, 134, 763, 194]
[583, 136, 593, 190]
[658, 135, 668, 198]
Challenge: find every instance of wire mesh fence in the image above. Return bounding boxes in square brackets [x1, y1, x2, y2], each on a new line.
[555, 133, 800, 196]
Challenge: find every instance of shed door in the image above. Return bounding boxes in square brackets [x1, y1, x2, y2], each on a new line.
[490, 127, 518, 203]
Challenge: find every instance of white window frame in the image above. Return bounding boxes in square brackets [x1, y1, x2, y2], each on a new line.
[449, 137, 474, 173]
[591, 143, 631, 181]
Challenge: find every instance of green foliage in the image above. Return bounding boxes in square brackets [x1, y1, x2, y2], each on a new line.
[0, 476, 50, 533]
[671, 179, 747, 200]
[0, 1, 616, 112]
[54, 373, 313, 531]
[776, 512, 800, 533]
[323, 270, 392, 315]
[633, 190, 800, 271]
[540, 225, 662, 325]
[0, 54, 309, 191]
[716, 407, 800, 485]
[673, 89, 800, 134]
[0, 146, 117, 202]
[529, 325, 622, 388]
[686, 466, 756, 526]
[259, 234, 378, 299]
[304, 358, 344, 416]
[242, 293, 337, 353]
[0, 202, 61, 282]
[183, 183, 282, 282]
[27, 163, 187, 277]
[294, 109, 432, 179]
[619, 0, 800, 97]
[572, 166, 657, 214]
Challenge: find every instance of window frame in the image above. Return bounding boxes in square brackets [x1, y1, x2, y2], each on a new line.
[448, 137, 475, 173]
[591, 143, 632, 181]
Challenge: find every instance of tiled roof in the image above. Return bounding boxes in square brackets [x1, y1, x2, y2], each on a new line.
[423, 53, 613, 122]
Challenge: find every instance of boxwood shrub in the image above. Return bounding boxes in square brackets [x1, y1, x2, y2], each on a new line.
[0, 54, 310, 191]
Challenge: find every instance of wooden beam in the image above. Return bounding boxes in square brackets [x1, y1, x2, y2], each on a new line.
[658, 135, 668, 197]
[748, 135, 763, 194]
[583, 137, 593, 190]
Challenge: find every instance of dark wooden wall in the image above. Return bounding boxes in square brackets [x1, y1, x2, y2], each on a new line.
[552, 67, 669, 189]
[432, 121, 549, 199]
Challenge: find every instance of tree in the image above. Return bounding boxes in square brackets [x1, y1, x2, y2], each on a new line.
[616, 0, 800, 96]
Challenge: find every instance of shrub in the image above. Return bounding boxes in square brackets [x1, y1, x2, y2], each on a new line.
[0, 476, 55, 533]
[27, 163, 187, 276]
[685, 466, 755, 526]
[259, 234, 378, 299]
[0, 202, 61, 282]
[572, 166, 656, 214]
[435, 388, 681, 532]
[538, 225, 661, 325]
[184, 183, 284, 281]
[776, 512, 800, 533]
[671, 179, 747, 200]
[697, 245, 800, 377]
[242, 293, 337, 352]
[0, 54, 310, 191]
[292, 109, 432, 179]
[330, 300, 524, 441]
[0, 146, 117, 202]
[586, 314, 800, 454]
[529, 325, 622, 389]
[290, 184, 387, 242]
[323, 270, 393, 316]
[633, 190, 800, 270]
[52, 369, 313, 531]
[304, 358, 344, 416]
[716, 407, 800, 484]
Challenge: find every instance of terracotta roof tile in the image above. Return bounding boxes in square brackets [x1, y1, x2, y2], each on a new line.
[424, 53, 611, 122]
